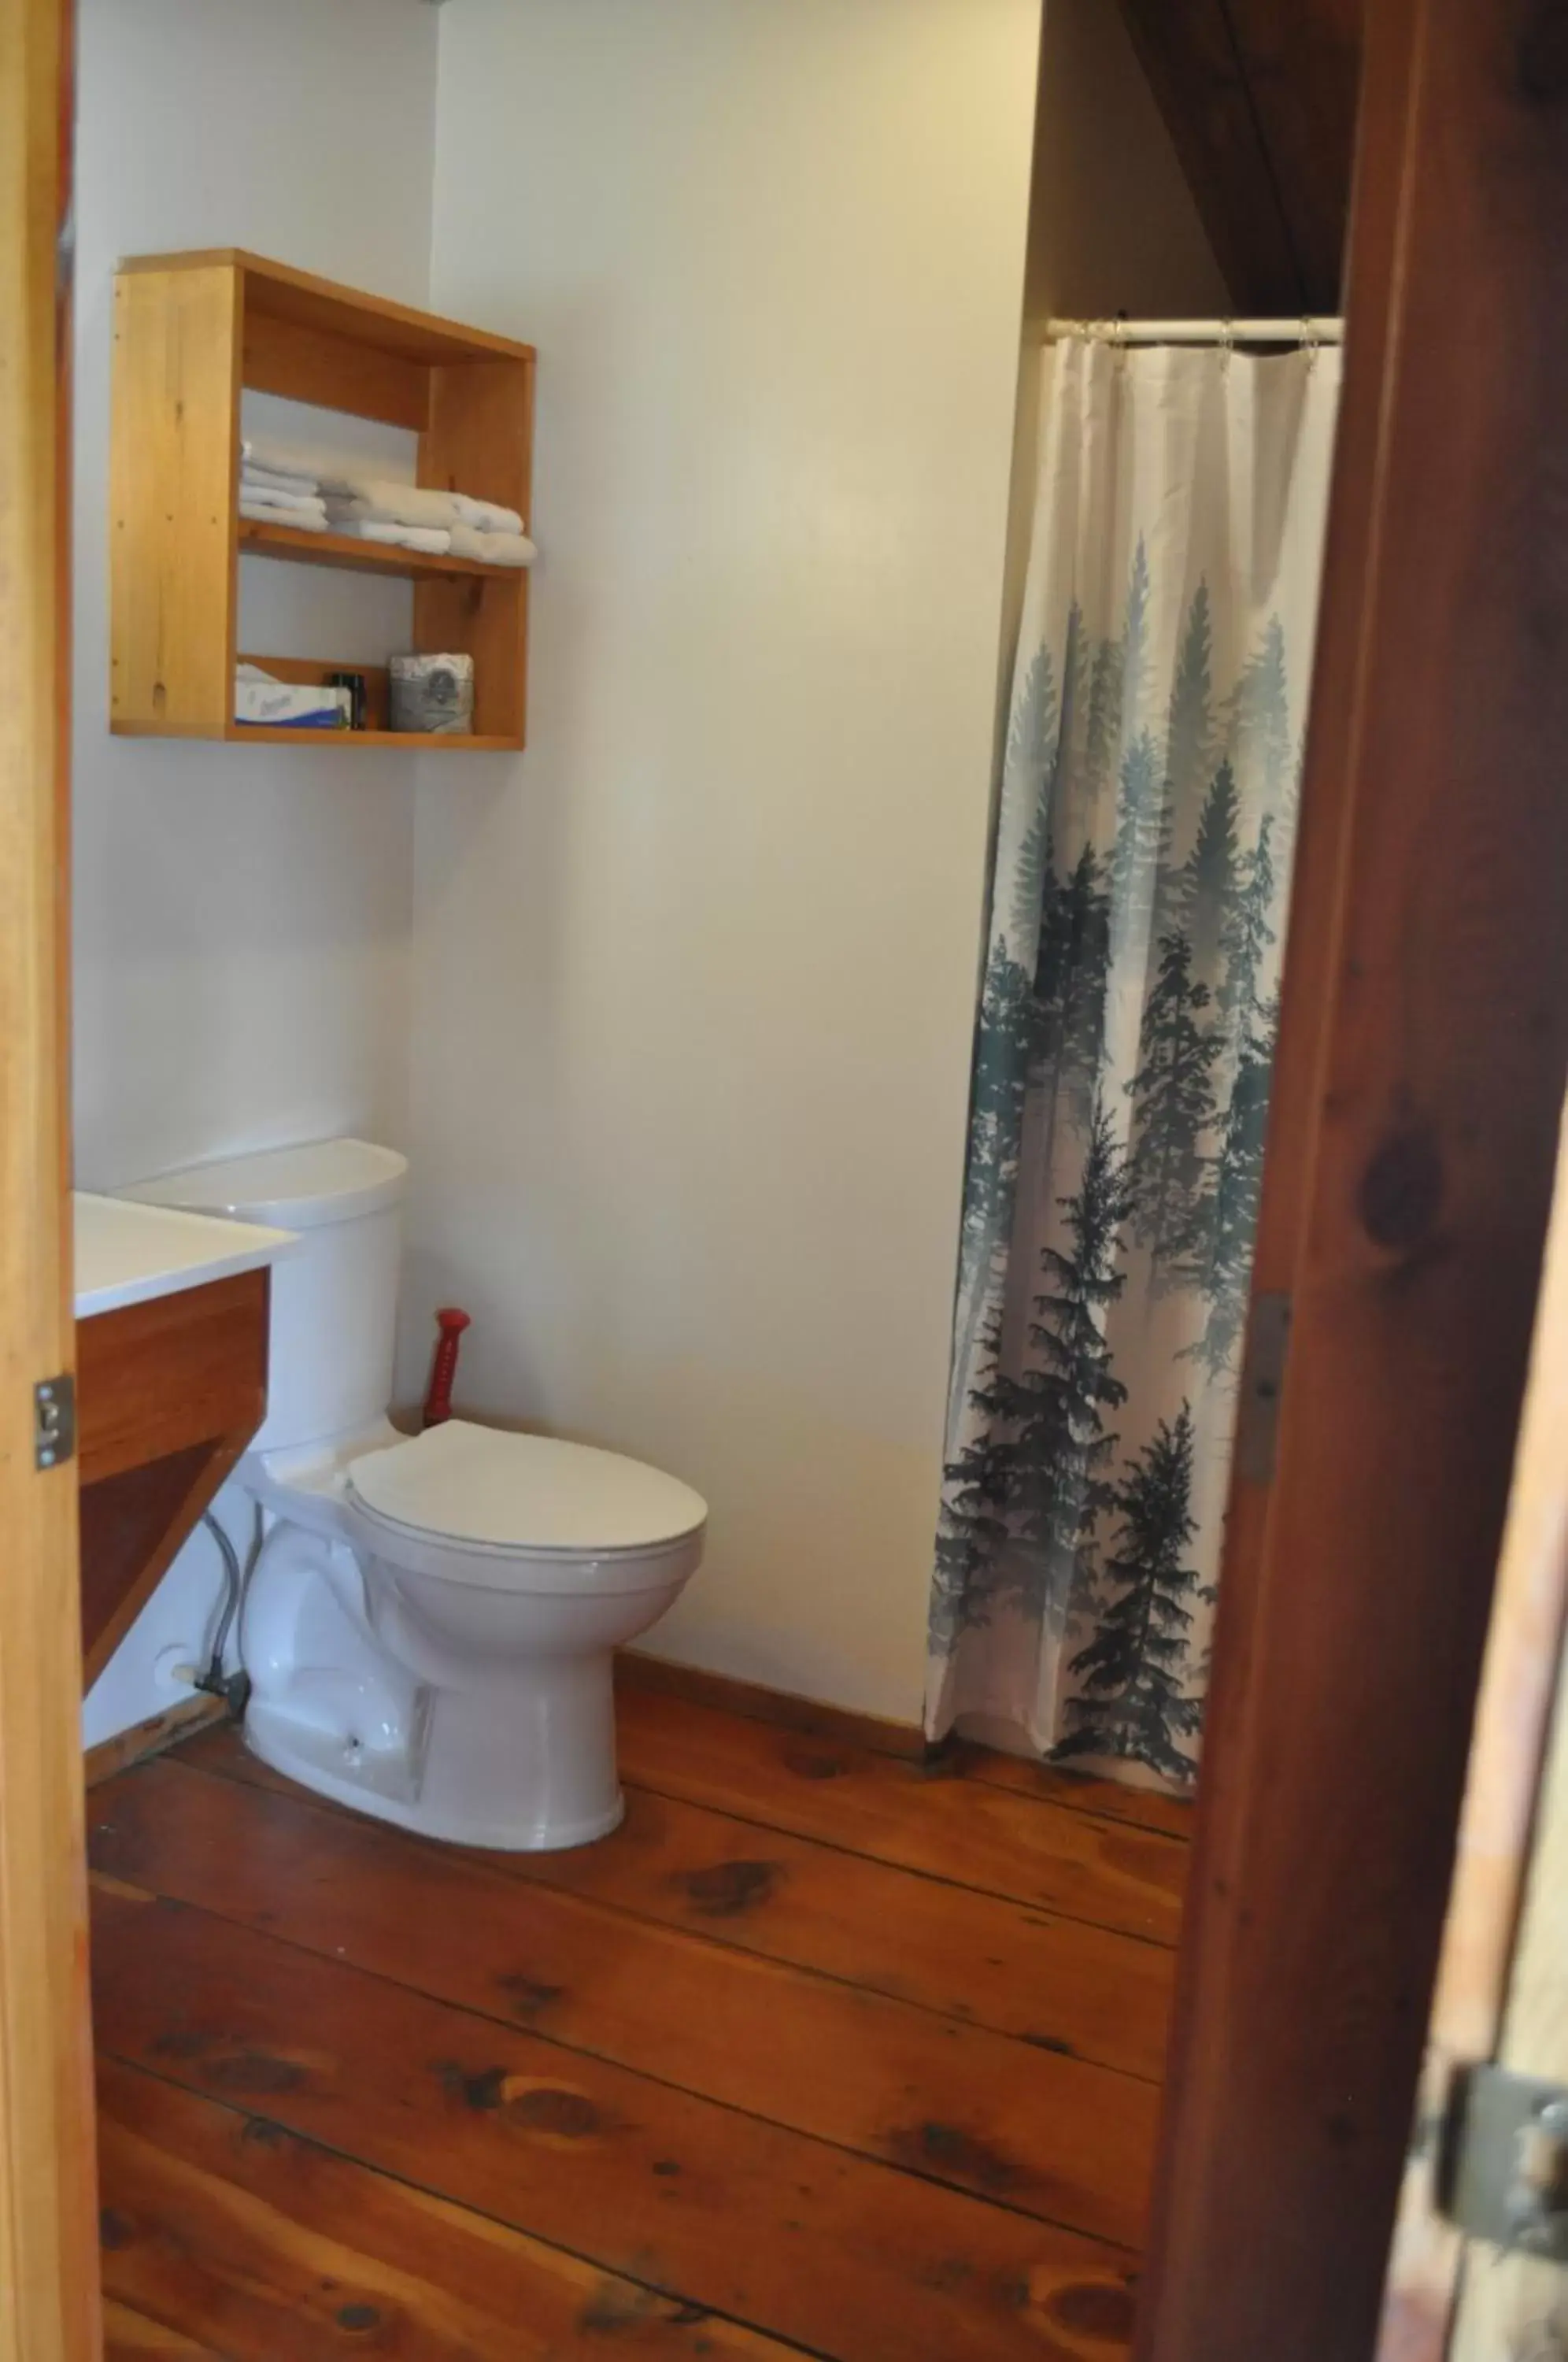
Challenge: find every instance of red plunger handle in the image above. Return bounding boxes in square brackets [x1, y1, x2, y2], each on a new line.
[423, 1306, 472, 1429]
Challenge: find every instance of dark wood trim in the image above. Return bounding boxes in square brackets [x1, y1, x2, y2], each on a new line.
[616, 1647, 927, 1761]
[83, 1694, 229, 1790]
[1138, 0, 1568, 2355]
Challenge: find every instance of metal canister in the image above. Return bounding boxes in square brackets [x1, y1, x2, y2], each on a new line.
[390, 653, 475, 735]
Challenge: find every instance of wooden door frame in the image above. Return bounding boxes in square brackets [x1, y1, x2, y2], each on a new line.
[1441, 1114, 1568, 2356]
[1137, 0, 1568, 2354]
[1377, 1092, 1568, 2353]
[0, 0, 101, 2356]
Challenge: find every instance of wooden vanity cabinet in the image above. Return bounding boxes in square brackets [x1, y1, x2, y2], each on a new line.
[76, 1268, 269, 1689]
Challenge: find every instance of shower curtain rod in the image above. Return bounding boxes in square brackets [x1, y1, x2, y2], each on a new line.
[1045, 316, 1344, 345]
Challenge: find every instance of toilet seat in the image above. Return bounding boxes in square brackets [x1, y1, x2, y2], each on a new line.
[344, 1418, 708, 1593]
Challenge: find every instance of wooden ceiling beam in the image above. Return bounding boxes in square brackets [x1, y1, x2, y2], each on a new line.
[1115, 0, 1304, 312]
[1115, 0, 1362, 316]
[1224, 0, 1362, 309]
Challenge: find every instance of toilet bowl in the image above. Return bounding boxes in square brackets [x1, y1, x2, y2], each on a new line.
[122, 1140, 706, 1850]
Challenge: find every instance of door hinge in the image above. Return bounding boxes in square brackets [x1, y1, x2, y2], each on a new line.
[33, 1373, 75, 1472]
[1234, 1291, 1292, 1485]
[1444, 2064, 1568, 2260]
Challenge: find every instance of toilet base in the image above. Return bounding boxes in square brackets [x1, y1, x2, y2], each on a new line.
[234, 1501, 694, 1853]
[242, 1649, 627, 1853]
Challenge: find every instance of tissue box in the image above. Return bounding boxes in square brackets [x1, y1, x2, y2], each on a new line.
[234, 669, 350, 728]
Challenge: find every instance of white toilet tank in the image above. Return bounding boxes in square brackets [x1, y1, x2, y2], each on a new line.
[123, 1138, 409, 1453]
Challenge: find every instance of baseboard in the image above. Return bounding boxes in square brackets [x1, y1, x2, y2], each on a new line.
[83, 1691, 230, 1788]
[87, 1660, 926, 1786]
[616, 1649, 927, 1761]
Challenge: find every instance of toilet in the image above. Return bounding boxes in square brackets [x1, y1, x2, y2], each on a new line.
[123, 1138, 706, 1850]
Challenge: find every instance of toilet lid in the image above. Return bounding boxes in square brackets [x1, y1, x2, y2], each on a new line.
[346, 1419, 707, 1557]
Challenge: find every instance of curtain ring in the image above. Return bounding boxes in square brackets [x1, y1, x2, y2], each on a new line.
[1301, 314, 1320, 371]
[1219, 317, 1235, 372]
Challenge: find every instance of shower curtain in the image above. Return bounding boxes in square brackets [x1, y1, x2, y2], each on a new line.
[926, 334, 1341, 1786]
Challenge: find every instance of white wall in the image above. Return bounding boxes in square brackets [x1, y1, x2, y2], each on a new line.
[72, 0, 438, 1193]
[76, 0, 438, 1743]
[76, 0, 1228, 1744]
[405, 0, 1045, 1722]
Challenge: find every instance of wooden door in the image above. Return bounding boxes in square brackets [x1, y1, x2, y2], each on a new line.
[1136, 0, 1568, 2354]
[1378, 1095, 1568, 2358]
[0, 0, 102, 2355]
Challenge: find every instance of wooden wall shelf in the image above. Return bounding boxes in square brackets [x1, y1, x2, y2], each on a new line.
[109, 250, 536, 751]
[225, 728, 522, 753]
[238, 517, 521, 580]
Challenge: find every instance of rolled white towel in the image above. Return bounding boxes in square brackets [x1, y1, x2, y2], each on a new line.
[324, 483, 463, 531]
[239, 436, 403, 502]
[239, 497, 329, 533]
[349, 518, 453, 555]
[447, 525, 538, 568]
[238, 477, 325, 513]
[240, 432, 352, 483]
[241, 461, 320, 498]
[242, 435, 502, 515]
[450, 492, 526, 537]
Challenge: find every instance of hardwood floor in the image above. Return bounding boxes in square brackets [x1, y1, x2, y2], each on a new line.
[87, 1675, 1189, 2361]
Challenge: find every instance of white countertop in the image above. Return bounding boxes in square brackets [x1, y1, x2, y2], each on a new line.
[74, 1191, 297, 1320]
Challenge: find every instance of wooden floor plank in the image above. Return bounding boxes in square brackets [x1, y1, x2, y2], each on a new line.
[941, 1741, 1196, 1842]
[613, 1659, 1195, 1839]
[186, 1727, 1174, 2081]
[612, 1687, 1188, 1942]
[90, 1760, 1157, 2245]
[103, 2300, 224, 2359]
[98, 2054, 800, 2360]
[617, 1652, 929, 1760]
[91, 1883, 1137, 2362]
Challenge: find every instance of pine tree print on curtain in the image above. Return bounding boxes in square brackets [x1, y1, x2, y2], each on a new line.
[927, 335, 1341, 1788]
[1058, 1401, 1207, 1779]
